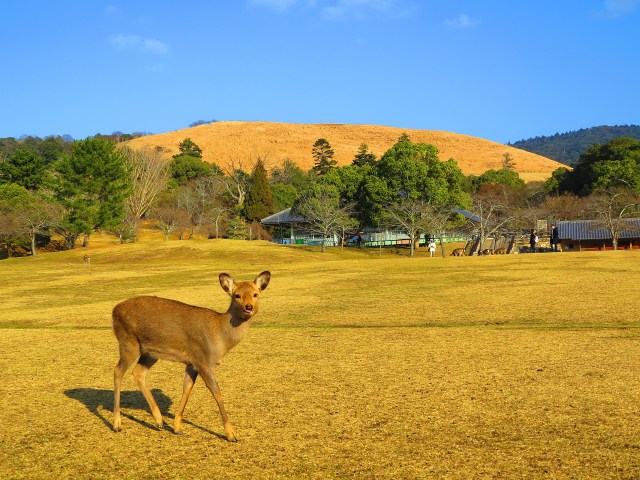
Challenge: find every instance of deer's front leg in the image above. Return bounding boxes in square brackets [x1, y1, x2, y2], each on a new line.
[199, 367, 237, 442]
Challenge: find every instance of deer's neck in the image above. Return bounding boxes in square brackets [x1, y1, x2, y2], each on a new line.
[220, 310, 252, 351]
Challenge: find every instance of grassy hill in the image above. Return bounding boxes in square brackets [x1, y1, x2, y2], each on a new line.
[125, 121, 565, 182]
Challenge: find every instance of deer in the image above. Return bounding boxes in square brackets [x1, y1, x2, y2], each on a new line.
[451, 248, 465, 256]
[83, 255, 91, 265]
[111, 270, 271, 442]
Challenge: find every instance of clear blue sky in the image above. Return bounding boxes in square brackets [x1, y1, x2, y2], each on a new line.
[1, 1, 638, 143]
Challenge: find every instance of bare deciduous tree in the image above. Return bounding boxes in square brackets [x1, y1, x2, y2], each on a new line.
[193, 176, 228, 238]
[470, 184, 519, 253]
[385, 200, 428, 258]
[0, 211, 22, 257]
[223, 158, 250, 208]
[109, 214, 139, 244]
[538, 194, 590, 223]
[294, 188, 354, 253]
[121, 147, 169, 219]
[149, 192, 190, 241]
[588, 187, 640, 250]
[423, 203, 458, 257]
[223, 152, 272, 206]
[15, 199, 62, 255]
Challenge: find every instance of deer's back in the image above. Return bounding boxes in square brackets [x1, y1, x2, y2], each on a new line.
[112, 296, 224, 364]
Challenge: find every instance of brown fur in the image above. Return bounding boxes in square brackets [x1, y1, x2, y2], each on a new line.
[112, 271, 271, 441]
[494, 248, 507, 255]
[481, 249, 493, 255]
[451, 248, 465, 256]
[83, 255, 91, 265]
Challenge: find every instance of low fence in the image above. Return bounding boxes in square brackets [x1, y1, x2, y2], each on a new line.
[271, 233, 470, 248]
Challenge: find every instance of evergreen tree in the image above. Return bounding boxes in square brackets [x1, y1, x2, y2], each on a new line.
[53, 137, 131, 248]
[244, 159, 276, 221]
[270, 183, 299, 211]
[0, 148, 49, 190]
[559, 137, 640, 195]
[475, 168, 525, 190]
[510, 125, 640, 166]
[169, 155, 216, 186]
[311, 138, 337, 175]
[174, 137, 203, 159]
[168, 138, 214, 187]
[352, 143, 377, 167]
[502, 152, 516, 170]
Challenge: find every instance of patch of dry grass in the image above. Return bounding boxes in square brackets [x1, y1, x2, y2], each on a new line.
[1, 238, 639, 478]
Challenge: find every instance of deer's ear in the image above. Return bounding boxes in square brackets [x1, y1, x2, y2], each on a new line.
[255, 271, 271, 291]
[219, 273, 234, 294]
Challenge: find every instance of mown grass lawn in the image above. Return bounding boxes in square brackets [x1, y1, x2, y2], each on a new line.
[1, 236, 639, 479]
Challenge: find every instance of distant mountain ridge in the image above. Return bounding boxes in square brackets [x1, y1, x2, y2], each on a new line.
[509, 125, 640, 166]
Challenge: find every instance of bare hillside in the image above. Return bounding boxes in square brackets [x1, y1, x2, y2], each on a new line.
[125, 121, 564, 181]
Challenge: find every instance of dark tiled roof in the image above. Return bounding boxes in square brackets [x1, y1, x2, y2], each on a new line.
[558, 218, 640, 240]
[454, 209, 481, 222]
[260, 208, 306, 225]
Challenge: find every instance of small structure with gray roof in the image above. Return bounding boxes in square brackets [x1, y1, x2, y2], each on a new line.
[558, 218, 640, 251]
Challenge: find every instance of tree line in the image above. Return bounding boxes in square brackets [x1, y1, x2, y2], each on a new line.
[1, 132, 639, 258]
[508, 125, 640, 166]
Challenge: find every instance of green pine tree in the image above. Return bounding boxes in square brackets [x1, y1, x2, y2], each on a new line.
[244, 159, 276, 221]
[173, 138, 203, 159]
[311, 138, 337, 175]
[53, 137, 131, 248]
[0, 148, 49, 190]
[352, 143, 377, 167]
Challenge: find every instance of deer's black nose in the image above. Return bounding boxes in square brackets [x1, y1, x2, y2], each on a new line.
[244, 304, 253, 311]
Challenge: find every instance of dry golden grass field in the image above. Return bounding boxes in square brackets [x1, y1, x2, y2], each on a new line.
[1, 235, 639, 479]
[124, 121, 564, 181]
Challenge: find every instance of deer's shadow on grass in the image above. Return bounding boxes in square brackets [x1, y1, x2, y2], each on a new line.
[64, 388, 225, 439]
[65, 388, 172, 432]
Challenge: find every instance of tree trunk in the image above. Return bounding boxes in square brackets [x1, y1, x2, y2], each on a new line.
[30, 233, 37, 256]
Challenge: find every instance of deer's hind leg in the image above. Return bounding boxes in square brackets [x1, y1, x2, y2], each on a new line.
[173, 364, 198, 435]
[113, 341, 140, 432]
[132, 352, 163, 428]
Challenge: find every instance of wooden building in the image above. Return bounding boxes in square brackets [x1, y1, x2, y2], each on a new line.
[558, 219, 640, 252]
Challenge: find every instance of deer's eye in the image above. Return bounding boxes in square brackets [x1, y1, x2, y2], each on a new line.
[253, 293, 258, 298]
[234, 294, 241, 299]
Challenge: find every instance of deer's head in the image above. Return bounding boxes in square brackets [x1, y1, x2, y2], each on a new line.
[220, 271, 271, 321]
